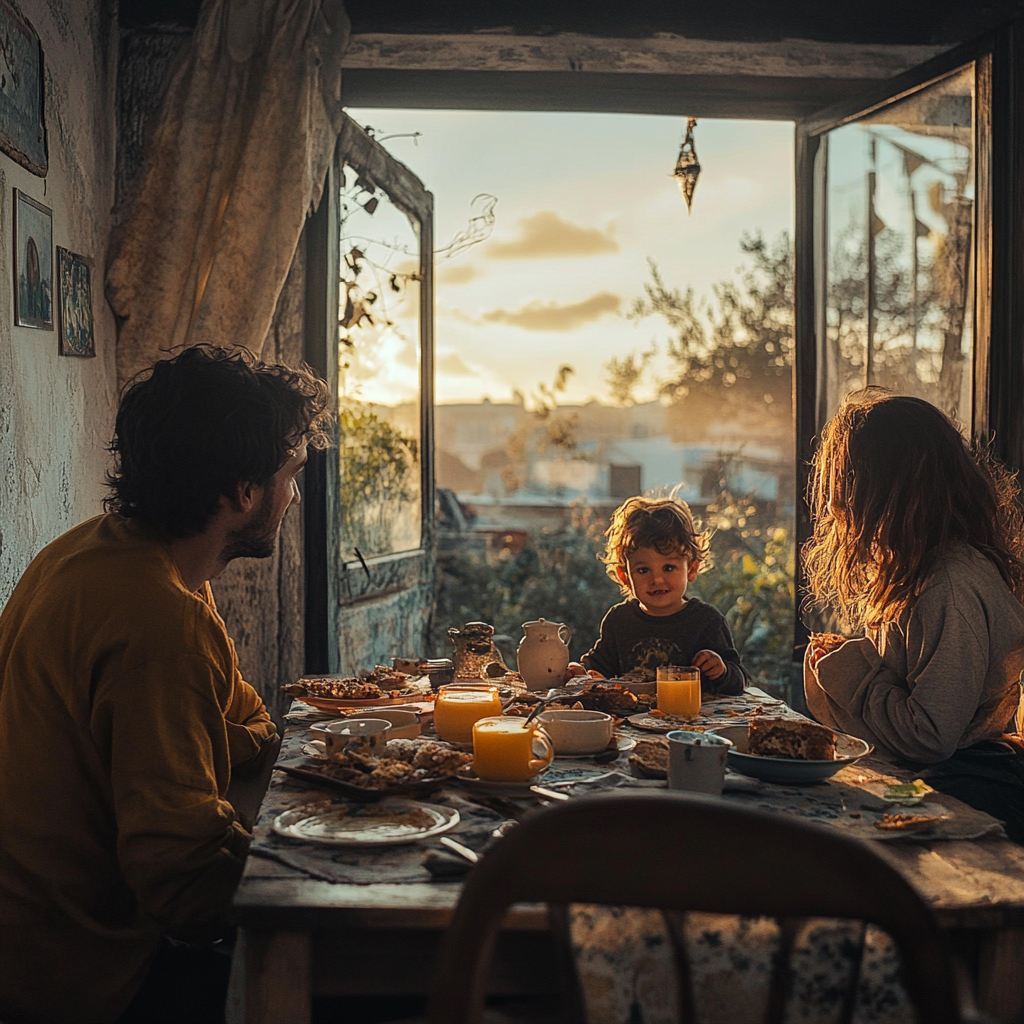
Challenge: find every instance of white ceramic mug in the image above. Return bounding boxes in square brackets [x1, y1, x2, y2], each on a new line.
[311, 718, 391, 759]
[537, 709, 614, 755]
[666, 729, 733, 795]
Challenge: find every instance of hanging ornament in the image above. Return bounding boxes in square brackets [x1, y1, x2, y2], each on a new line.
[673, 117, 701, 214]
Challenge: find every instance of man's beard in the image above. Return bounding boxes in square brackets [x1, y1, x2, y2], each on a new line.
[221, 492, 279, 562]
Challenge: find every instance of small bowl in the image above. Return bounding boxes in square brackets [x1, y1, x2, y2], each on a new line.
[537, 710, 614, 755]
[341, 709, 421, 739]
[705, 724, 872, 785]
[310, 718, 392, 758]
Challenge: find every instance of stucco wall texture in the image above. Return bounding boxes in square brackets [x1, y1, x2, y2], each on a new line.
[0, 1, 118, 608]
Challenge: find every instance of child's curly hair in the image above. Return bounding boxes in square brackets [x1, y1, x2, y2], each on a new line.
[601, 496, 713, 595]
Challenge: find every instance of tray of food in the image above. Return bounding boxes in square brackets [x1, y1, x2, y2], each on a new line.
[281, 666, 433, 707]
[503, 680, 648, 717]
[705, 719, 872, 784]
[277, 737, 473, 801]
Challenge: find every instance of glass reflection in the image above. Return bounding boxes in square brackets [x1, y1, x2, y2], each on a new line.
[819, 64, 975, 424]
[337, 163, 423, 557]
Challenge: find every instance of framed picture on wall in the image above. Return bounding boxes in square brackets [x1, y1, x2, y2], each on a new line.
[0, 1, 47, 176]
[13, 188, 52, 330]
[56, 247, 94, 357]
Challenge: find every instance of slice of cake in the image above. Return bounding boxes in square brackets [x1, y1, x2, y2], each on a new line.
[747, 718, 836, 761]
[629, 737, 670, 778]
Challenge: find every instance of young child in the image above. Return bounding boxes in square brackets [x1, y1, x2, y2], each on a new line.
[803, 388, 1024, 840]
[569, 496, 745, 695]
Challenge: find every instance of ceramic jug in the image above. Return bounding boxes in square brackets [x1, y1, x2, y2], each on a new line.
[447, 621, 508, 680]
[517, 618, 572, 691]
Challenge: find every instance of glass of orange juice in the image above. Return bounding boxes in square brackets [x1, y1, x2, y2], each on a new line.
[472, 716, 554, 782]
[657, 666, 701, 717]
[433, 685, 503, 744]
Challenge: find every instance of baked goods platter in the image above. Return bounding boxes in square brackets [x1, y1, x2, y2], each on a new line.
[282, 666, 434, 708]
[277, 736, 474, 802]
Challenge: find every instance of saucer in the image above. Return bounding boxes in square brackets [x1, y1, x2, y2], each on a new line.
[452, 765, 549, 797]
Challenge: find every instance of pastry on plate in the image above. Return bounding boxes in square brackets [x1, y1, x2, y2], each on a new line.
[747, 717, 836, 761]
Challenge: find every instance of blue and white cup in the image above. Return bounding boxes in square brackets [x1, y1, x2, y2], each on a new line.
[666, 730, 733, 795]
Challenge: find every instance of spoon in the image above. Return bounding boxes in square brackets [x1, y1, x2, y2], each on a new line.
[439, 836, 479, 863]
[530, 785, 570, 801]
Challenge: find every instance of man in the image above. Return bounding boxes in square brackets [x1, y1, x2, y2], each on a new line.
[0, 346, 331, 1023]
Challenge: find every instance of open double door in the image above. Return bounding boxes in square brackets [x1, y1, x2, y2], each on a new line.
[306, 24, 1023, 671]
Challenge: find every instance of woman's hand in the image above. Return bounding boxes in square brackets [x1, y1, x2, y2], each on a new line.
[693, 649, 726, 680]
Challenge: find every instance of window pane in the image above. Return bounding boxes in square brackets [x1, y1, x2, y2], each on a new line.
[337, 164, 423, 557]
[818, 64, 975, 425]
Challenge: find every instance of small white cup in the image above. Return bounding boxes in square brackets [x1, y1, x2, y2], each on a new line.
[311, 718, 391, 759]
[666, 729, 733, 795]
[537, 710, 614, 755]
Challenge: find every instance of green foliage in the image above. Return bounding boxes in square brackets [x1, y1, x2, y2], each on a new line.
[431, 499, 795, 692]
[688, 524, 795, 688]
[430, 504, 621, 662]
[338, 403, 419, 557]
[628, 231, 793, 408]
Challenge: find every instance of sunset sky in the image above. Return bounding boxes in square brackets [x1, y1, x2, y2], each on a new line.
[343, 108, 794, 408]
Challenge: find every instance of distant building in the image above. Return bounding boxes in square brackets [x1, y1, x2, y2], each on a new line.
[434, 398, 793, 538]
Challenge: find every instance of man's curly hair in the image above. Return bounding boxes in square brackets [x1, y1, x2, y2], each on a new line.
[105, 346, 332, 538]
[600, 496, 713, 596]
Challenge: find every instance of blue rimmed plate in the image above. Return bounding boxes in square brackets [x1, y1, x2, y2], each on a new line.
[705, 724, 873, 785]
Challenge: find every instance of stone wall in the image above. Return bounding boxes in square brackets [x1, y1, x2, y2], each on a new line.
[0, 1, 118, 606]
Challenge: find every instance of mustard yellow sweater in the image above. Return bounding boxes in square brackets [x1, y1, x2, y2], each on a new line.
[0, 515, 277, 1023]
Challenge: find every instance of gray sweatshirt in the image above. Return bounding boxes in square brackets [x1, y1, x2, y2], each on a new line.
[805, 543, 1024, 763]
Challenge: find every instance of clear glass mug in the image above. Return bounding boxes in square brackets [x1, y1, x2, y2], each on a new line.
[656, 666, 702, 717]
[433, 684, 503, 744]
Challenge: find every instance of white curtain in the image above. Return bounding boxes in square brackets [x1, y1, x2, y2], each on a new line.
[107, 0, 350, 386]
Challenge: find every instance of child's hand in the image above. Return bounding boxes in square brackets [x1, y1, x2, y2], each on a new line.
[693, 649, 726, 680]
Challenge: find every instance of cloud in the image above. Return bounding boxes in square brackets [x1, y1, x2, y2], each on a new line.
[437, 351, 475, 376]
[439, 262, 482, 286]
[481, 291, 621, 332]
[487, 211, 618, 259]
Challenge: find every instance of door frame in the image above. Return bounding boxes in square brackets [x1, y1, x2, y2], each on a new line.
[793, 22, 1021, 652]
[304, 117, 436, 673]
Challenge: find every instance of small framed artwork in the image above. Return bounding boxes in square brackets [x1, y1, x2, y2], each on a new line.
[57, 247, 94, 357]
[13, 188, 52, 329]
[0, 1, 46, 176]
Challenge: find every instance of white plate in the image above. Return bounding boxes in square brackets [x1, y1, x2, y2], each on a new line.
[272, 799, 459, 846]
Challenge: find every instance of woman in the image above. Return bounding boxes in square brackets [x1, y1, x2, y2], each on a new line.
[803, 388, 1024, 840]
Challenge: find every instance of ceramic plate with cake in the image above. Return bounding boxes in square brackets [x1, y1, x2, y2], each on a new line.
[706, 718, 872, 784]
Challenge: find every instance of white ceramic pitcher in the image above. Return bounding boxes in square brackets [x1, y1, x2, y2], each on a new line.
[517, 618, 572, 691]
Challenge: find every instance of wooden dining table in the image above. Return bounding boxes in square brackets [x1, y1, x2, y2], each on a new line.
[228, 693, 1024, 1024]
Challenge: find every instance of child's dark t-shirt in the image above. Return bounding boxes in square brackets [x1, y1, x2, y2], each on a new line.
[581, 597, 746, 694]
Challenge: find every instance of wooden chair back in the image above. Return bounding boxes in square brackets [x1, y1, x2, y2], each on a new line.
[427, 792, 964, 1024]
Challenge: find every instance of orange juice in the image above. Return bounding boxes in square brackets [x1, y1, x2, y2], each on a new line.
[657, 666, 701, 717]
[433, 685, 503, 743]
[472, 716, 554, 782]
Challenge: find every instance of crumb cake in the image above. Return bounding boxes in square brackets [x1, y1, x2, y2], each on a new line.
[747, 717, 836, 761]
[629, 737, 670, 776]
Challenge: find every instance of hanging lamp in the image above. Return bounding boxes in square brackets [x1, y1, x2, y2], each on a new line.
[673, 117, 701, 213]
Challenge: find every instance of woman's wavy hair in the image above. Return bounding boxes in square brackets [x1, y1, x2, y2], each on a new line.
[105, 345, 332, 538]
[803, 388, 1024, 628]
[601, 496, 713, 596]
